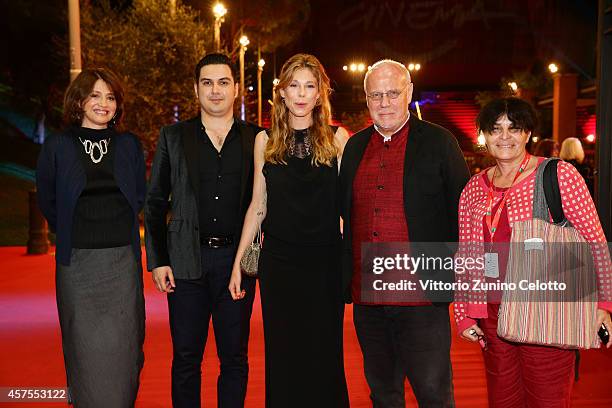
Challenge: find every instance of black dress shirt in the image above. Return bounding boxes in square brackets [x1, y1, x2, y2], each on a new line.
[198, 121, 242, 237]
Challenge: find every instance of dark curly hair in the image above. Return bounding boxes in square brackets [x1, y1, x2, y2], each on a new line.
[63, 68, 124, 127]
[476, 97, 538, 134]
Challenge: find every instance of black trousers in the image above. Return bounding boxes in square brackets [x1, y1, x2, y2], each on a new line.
[353, 303, 455, 408]
[167, 245, 256, 408]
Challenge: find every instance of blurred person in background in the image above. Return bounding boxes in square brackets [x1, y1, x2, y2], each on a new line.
[560, 137, 594, 195]
[532, 138, 559, 157]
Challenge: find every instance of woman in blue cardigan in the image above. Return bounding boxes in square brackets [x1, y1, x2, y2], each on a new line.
[36, 68, 146, 408]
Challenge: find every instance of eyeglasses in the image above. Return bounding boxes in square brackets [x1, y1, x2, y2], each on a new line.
[366, 85, 408, 102]
[489, 127, 523, 136]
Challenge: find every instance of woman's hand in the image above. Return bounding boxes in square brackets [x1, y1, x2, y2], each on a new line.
[461, 323, 484, 342]
[228, 130, 266, 302]
[229, 264, 246, 300]
[596, 309, 612, 348]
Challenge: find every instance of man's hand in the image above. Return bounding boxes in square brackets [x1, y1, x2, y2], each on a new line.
[152, 266, 176, 293]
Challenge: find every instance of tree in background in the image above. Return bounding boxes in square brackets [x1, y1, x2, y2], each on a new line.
[201, 0, 310, 124]
[1, 0, 311, 146]
[80, 0, 211, 153]
[243, 0, 310, 124]
[236, 0, 310, 54]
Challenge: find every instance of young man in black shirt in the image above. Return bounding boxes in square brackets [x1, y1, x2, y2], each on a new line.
[145, 53, 260, 408]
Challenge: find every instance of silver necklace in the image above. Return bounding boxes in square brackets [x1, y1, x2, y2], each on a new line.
[79, 137, 110, 164]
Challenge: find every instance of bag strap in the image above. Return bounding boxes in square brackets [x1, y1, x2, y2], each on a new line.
[543, 159, 565, 224]
[532, 157, 555, 221]
[534, 157, 571, 226]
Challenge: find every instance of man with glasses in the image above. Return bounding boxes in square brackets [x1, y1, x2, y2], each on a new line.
[339, 59, 470, 407]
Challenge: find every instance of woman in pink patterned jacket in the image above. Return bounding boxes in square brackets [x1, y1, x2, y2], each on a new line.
[454, 97, 612, 407]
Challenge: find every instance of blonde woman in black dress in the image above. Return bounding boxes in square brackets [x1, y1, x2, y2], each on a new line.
[229, 54, 350, 407]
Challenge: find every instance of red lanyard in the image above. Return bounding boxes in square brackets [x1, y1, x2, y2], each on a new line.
[485, 154, 531, 241]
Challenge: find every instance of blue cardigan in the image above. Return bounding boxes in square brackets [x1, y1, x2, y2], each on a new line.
[36, 128, 146, 266]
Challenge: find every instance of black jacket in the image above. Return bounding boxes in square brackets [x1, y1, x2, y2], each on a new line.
[144, 117, 259, 279]
[338, 115, 471, 303]
[36, 130, 146, 266]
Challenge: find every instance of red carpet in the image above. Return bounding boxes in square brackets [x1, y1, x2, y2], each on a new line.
[1, 246, 611, 407]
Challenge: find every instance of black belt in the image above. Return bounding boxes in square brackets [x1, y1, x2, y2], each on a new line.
[200, 235, 234, 248]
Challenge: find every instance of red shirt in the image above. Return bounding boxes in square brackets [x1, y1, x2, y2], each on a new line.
[482, 180, 512, 304]
[350, 122, 429, 305]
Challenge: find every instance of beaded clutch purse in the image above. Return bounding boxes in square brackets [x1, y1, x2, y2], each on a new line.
[240, 227, 262, 277]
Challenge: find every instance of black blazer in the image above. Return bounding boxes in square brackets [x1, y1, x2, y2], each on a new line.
[144, 117, 259, 279]
[338, 115, 471, 303]
[36, 129, 146, 266]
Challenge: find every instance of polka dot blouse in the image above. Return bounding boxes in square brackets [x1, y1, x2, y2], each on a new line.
[454, 159, 612, 334]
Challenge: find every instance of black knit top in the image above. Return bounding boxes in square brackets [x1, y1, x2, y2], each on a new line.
[71, 127, 134, 248]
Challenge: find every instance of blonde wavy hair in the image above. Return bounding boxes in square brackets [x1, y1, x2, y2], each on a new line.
[265, 53, 336, 166]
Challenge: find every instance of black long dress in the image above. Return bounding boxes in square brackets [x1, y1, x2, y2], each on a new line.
[259, 128, 349, 408]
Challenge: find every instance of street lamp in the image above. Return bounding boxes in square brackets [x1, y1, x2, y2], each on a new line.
[548, 62, 559, 74]
[508, 81, 518, 93]
[346, 62, 366, 73]
[212, 3, 227, 52]
[477, 131, 486, 146]
[239, 35, 250, 120]
[407, 62, 421, 72]
[68, 0, 82, 81]
[258, 58, 265, 126]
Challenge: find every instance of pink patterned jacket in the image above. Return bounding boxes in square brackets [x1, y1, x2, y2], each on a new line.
[454, 159, 612, 334]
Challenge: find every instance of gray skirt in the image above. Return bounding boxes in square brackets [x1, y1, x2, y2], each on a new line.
[56, 245, 145, 408]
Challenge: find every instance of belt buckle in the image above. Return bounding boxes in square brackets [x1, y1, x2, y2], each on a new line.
[208, 237, 221, 248]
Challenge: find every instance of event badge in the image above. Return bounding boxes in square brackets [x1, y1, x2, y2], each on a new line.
[484, 252, 499, 278]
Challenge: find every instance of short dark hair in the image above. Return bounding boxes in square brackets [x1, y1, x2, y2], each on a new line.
[194, 53, 237, 83]
[476, 97, 538, 134]
[63, 68, 124, 127]
[533, 138, 559, 157]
